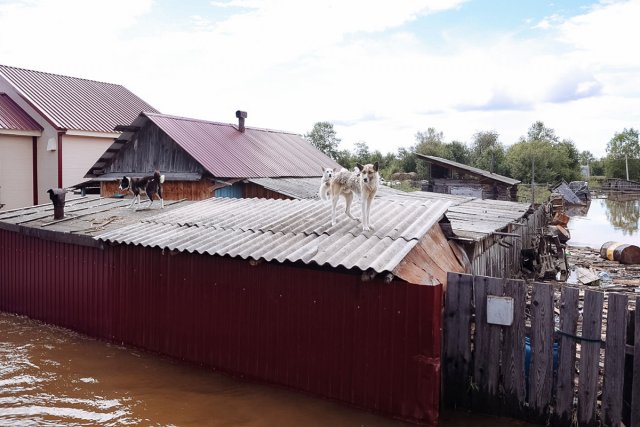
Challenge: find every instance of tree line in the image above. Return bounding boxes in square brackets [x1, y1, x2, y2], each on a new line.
[305, 121, 640, 183]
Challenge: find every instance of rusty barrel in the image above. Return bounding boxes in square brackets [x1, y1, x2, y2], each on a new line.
[600, 241, 640, 265]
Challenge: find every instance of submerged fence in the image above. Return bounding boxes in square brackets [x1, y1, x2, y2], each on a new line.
[443, 272, 638, 426]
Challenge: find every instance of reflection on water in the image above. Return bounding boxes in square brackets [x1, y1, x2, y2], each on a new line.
[567, 195, 640, 248]
[0, 312, 538, 427]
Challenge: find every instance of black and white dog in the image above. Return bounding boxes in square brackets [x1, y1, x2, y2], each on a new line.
[119, 170, 165, 210]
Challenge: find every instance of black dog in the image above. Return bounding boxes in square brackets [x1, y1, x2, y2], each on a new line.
[119, 170, 165, 210]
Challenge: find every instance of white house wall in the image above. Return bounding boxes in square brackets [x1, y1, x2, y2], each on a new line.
[61, 134, 114, 189]
[0, 134, 33, 209]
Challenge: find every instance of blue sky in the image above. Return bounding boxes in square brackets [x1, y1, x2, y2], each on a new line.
[1, 0, 638, 157]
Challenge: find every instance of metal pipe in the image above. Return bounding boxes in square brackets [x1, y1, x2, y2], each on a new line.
[57, 131, 64, 188]
[32, 136, 38, 205]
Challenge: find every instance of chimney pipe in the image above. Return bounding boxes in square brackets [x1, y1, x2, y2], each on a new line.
[235, 110, 247, 133]
[47, 188, 67, 220]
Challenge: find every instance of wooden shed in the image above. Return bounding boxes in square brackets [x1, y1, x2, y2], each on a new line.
[416, 154, 520, 201]
[85, 111, 340, 201]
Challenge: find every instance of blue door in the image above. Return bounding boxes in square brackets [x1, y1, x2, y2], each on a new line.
[215, 184, 243, 198]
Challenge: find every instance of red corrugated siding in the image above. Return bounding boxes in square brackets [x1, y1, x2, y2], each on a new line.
[0, 94, 42, 131]
[0, 229, 441, 425]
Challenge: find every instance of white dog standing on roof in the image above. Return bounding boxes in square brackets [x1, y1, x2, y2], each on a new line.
[329, 162, 379, 232]
[318, 167, 334, 200]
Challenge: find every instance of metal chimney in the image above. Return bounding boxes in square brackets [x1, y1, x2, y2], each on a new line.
[235, 110, 247, 133]
[47, 188, 67, 220]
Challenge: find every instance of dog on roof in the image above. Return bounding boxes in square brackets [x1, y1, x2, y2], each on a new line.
[329, 162, 379, 232]
[119, 170, 165, 210]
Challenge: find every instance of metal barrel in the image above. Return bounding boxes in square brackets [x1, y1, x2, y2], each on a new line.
[600, 241, 640, 265]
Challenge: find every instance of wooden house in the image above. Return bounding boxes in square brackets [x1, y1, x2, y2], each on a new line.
[0, 64, 158, 209]
[416, 154, 520, 201]
[85, 111, 341, 200]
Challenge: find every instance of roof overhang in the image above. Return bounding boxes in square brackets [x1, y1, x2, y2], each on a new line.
[0, 129, 41, 137]
[66, 129, 120, 139]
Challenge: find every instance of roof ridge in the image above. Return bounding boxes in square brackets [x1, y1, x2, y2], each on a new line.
[144, 111, 300, 136]
[0, 64, 125, 88]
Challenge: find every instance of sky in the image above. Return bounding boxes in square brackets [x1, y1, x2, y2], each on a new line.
[1, 0, 638, 158]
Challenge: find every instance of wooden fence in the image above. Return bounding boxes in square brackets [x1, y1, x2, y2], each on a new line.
[443, 272, 638, 426]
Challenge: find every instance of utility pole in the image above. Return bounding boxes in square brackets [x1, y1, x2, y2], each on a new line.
[531, 157, 535, 204]
[626, 154, 630, 181]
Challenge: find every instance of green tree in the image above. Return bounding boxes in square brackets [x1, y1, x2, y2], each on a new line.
[469, 131, 507, 175]
[414, 128, 447, 178]
[447, 140, 471, 165]
[304, 122, 341, 160]
[505, 121, 581, 183]
[604, 128, 640, 180]
[579, 150, 595, 165]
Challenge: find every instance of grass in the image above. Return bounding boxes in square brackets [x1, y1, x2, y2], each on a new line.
[517, 184, 551, 204]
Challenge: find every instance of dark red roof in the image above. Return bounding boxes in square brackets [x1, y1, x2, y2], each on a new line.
[144, 112, 341, 178]
[0, 93, 42, 132]
[0, 64, 158, 133]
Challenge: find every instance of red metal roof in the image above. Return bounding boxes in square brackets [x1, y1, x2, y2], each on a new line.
[0, 93, 42, 132]
[144, 112, 341, 178]
[0, 64, 159, 133]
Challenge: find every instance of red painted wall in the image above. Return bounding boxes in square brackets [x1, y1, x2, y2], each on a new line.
[0, 229, 442, 425]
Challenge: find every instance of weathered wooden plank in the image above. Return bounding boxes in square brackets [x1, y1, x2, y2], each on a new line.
[472, 275, 504, 411]
[528, 282, 554, 421]
[551, 286, 579, 427]
[602, 293, 629, 426]
[443, 272, 474, 408]
[577, 290, 604, 427]
[631, 300, 640, 426]
[501, 278, 527, 415]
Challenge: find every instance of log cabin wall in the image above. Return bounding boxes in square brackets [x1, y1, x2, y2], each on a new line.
[103, 120, 205, 176]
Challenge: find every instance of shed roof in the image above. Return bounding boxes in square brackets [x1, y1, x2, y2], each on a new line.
[95, 197, 455, 280]
[0, 93, 42, 133]
[244, 177, 532, 241]
[0, 64, 158, 133]
[86, 112, 341, 179]
[416, 154, 520, 186]
[0, 195, 464, 285]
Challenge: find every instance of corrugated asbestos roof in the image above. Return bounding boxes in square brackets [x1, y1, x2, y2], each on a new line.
[96, 197, 452, 275]
[139, 112, 341, 178]
[0, 93, 42, 132]
[416, 154, 521, 185]
[0, 64, 159, 132]
[244, 178, 532, 241]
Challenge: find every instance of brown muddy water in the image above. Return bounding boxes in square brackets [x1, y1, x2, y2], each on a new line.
[0, 312, 536, 426]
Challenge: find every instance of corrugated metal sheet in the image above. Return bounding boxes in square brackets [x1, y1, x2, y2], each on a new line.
[0, 64, 159, 132]
[416, 154, 521, 185]
[0, 93, 42, 132]
[248, 177, 321, 199]
[96, 197, 452, 275]
[0, 223, 443, 426]
[143, 112, 341, 178]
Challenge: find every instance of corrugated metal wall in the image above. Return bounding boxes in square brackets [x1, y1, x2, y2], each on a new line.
[0, 229, 442, 425]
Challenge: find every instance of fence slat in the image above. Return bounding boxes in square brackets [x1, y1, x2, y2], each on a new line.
[528, 282, 554, 420]
[552, 286, 579, 426]
[501, 278, 526, 414]
[443, 272, 473, 408]
[631, 298, 640, 426]
[602, 293, 628, 426]
[472, 276, 504, 410]
[577, 289, 604, 427]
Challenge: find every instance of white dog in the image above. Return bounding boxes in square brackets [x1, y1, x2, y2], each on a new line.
[329, 162, 379, 231]
[318, 167, 334, 200]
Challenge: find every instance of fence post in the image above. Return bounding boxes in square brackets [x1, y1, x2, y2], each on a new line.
[577, 290, 604, 427]
[552, 287, 579, 426]
[443, 272, 473, 408]
[602, 293, 628, 426]
[528, 282, 554, 422]
[632, 299, 640, 426]
[501, 278, 527, 416]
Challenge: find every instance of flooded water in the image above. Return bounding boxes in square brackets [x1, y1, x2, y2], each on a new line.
[567, 195, 640, 248]
[0, 312, 537, 426]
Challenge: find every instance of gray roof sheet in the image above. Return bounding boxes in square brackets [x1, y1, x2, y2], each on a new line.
[95, 196, 452, 274]
[416, 154, 521, 185]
